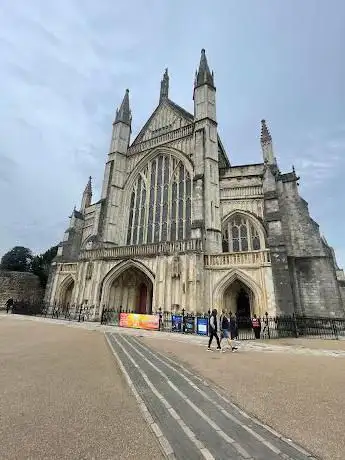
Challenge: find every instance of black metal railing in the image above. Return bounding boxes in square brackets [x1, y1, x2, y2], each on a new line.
[6, 300, 345, 340]
[10, 300, 95, 323]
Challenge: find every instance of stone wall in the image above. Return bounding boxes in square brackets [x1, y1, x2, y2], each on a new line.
[278, 176, 345, 318]
[292, 257, 344, 317]
[339, 281, 345, 310]
[0, 271, 44, 309]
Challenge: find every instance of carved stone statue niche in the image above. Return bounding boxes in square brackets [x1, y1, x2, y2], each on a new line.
[171, 254, 181, 279]
[86, 262, 93, 280]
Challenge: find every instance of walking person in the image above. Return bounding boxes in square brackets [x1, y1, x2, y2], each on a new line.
[207, 309, 221, 351]
[229, 312, 239, 351]
[220, 311, 231, 351]
[6, 298, 14, 314]
[262, 314, 269, 338]
[252, 314, 262, 339]
[220, 311, 238, 352]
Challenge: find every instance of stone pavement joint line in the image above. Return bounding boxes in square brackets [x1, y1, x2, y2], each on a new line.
[132, 335, 317, 460]
[104, 334, 175, 459]
[120, 334, 253, 460]
[129, 336, 282, 457]
[107, 332, 317, 460]
[108, 333, 215, 460]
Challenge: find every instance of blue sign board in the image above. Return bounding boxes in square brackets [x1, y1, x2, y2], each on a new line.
[172, 315, 183, 332]
[197, 317, 209, 336]
[184, 316, 195, 334]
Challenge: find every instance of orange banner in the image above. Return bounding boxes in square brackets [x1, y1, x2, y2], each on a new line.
[119, 313, 160, 331]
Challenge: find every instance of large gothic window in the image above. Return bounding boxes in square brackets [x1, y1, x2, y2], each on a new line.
[127, 154, 192, 245]
[222, 213, 263, 252]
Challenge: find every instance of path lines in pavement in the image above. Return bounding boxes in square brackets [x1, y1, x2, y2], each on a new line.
[131, 336, 317, 459]
[106, 332, 317, 460]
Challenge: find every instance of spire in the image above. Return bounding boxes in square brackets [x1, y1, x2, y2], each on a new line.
[160, 68, 169, 102]
[81, 176, 92, 211]
[84, 176, 92, 195]
[260, 119, 276, 165]
[195, 49, 215, 88]
[260, 119, 272, 144]
[115, 89, 131, 126]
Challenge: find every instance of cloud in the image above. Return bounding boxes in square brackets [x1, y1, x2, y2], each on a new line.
[283, 129, 345, 188]
[0, 0, 345, 270]
[0, 154, 18, 185]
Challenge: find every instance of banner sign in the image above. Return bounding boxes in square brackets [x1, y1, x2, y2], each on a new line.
[119, 313, 159, 331]
[184, 316, 195, 334]
[197, 317, 209, 336]
[172, 315, 183, 332]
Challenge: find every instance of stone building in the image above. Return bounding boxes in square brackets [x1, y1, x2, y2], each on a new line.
[46, 50, 345, 319]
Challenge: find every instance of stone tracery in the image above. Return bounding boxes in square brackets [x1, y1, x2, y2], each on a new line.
[222, 212, 264, 253]
[126, 153, 192, 245]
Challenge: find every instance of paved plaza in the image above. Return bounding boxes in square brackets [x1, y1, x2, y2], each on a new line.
[144, 335, 345, 460]
[1, 315, 345, 459]
[0, 317, 164, 460]
[107, 332, 315, 460]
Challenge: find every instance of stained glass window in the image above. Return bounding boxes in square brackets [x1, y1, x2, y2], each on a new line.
[222, 213, 263, 253]
[127, 154, 192, 245]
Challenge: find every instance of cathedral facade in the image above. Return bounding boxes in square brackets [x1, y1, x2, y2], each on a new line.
[46, 50, 345, 319]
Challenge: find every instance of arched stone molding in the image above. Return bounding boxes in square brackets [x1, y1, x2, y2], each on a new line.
[221, 209, 267, 249]
[81, 235, 97, 251]
[121, 146, 194, 245]
[56, 274, 75, 304]
[99, 259, 156, 311]
[213, 268, 264, 315]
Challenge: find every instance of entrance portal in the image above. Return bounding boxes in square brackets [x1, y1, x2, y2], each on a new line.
[223, 279, 253, 326]
[236, 288, 250, 320]
[61, 279, 74, 306]
[108, 267, 153, 313]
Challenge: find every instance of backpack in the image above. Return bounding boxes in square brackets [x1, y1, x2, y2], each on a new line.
[221, 315, 229, 330]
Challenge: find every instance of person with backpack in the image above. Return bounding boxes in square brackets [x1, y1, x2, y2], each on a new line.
[207, 309, 221, 351]
[229, 312, 239, 351]
[220, 311, 238, 352]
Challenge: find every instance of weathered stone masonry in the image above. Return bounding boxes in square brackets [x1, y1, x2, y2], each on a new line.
[0, 271, 44, 308]
[46, 49, 345, 319]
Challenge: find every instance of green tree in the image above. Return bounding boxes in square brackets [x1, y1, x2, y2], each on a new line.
[31, 245, 58, 288]
[0, 246, 33, 272]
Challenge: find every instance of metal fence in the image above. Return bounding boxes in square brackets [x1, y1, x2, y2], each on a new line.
[100, 307, 345, 341]
[7, 300, 345, 340]
[10, 300, 95, 323]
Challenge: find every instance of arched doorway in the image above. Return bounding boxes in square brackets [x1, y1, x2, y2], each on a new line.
[236, 288, 250, 319]
[223, 279, 253, 327]
[60, 278, 74, 306]
[108, 267, 153, 313]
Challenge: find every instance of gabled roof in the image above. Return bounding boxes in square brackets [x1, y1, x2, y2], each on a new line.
[167, 99, 194, 122]
[131, 98, 194, 147]
[130, 96, 230, 169]
[218, 135, 230, 168]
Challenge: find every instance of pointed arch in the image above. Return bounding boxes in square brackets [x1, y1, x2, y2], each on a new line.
[81, 235, 97, 250]
[123, 147, 193, 245]
[213, 268, 263, 315]
[125, 146, 193, 194]
[221, 210, 267, 253]
[99, 259, 155, 311]
[57, 274, 75, 304]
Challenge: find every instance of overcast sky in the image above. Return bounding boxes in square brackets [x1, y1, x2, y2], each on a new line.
[1, 0, 345, 264]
